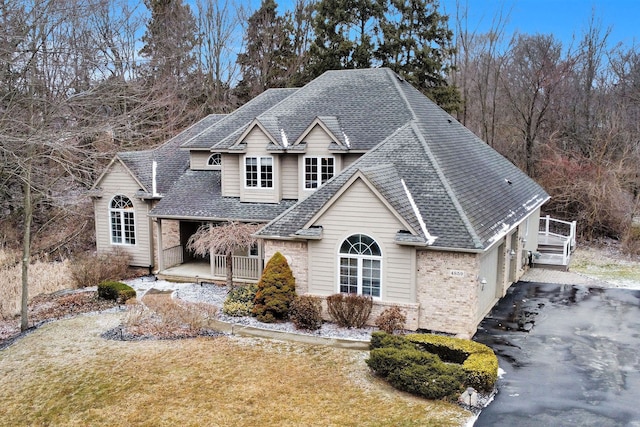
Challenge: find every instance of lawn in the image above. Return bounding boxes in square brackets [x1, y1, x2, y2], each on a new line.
[0, 312, 471, 426]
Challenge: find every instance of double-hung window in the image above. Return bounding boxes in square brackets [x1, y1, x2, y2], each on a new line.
[245, 156, 273, 188]
[304, 156, 334, 189]
[110, 195, 136, 245]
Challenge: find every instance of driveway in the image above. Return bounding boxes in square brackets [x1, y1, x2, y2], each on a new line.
[473, 276, 640, 426]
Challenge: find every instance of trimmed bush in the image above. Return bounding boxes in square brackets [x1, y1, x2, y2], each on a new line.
[388, 364, 465, 400]
[252, 252, 296, 323]
[367, 332, 498, 400]
[406, 333, 499, 392]
[98, 281, 136, 303]
[289, 295, 323, 330]
[367, 347, 441, 378]
[375, 306, 407, 334]
[223, 283, 258, 317]
[326, 293, 372, 328]
[370, 331, 415, 350]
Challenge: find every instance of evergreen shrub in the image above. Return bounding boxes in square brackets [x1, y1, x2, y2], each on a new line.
[289, 295, 323, 330]
[98, 281, 136, 303]
[252, 252, 296, 323]
[367, 332, 498, 399]
[223, 283, 258, 316]
[326, 293, 372, 328]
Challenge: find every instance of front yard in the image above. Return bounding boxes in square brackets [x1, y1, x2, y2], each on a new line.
[0, 312, 470, 427]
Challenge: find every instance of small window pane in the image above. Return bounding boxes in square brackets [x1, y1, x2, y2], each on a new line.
[207, 153, 221, 166]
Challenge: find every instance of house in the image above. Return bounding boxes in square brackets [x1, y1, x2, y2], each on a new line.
[91, 68, 560, 337]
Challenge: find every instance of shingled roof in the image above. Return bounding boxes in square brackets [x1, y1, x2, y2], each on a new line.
[255, 69, 549, 251]
[148, 170, 297, 222]
[115, 114, 226, 196]
[181, 88, 298, 150]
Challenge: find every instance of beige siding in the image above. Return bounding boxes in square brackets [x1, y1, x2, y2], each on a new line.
[190, 151, 210, 170]
[307, 178, 414, 303]
[221, 153, 240, 196]
[240, 127, 279, 203]
[298, 126, 343, 199]
[280, 155, 298, 199]
[94, 161, 153, 267]
[342, 153, 363, 168]
[477, 244, 501, 320]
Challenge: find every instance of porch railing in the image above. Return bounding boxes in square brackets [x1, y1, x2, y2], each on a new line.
[539, 215, 577, 250]
[212, 254, 262, 281]
[163, 245, 184, 269]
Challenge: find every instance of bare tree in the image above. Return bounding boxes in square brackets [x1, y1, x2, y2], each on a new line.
[195, 0, 245, 112]
[187, 222, 260, 288]
[500, 34, 571, 176]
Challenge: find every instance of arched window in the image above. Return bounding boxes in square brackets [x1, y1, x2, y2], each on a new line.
[338, 234, 381, 298]
[207, 153, 221, 167]
[110, 195, 136, 245]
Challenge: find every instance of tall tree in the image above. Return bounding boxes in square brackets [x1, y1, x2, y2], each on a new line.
[501, 34, 569, 176]
[376, 0, 459, 110]
[140, 0, 200, 137]
[195, 0, 245, 112]
[235, 0, 296, 102]
[309, 0, 383, 76]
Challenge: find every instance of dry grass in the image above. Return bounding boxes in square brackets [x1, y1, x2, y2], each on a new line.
[0, 249, 73, 319]
[0, 313, 470, 426]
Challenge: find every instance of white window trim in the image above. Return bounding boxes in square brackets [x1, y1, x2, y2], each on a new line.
[109, 195, 136, 246]
[303, 155, 335, 191]
[336, 234, 382, 299]
[207, 153, 222, 168]
[244, 155, 274, 189]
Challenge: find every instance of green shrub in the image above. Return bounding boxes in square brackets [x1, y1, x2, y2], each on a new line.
[375, 306, 407, 334]
[289, 295, 323, 330]
[366, 347, 441, 378]
[406, 333, 499, 392]
[223, 283, 258, 316]
[98, 281, 136, 303]
[326, 293, 372, 328]
[252, 252, 296, 323]
[370, 331, 415, 350]
[388, 364, 465, 400]
[367, 332, 498, 399]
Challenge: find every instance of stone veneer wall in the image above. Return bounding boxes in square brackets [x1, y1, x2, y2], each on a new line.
[416, 250, 481, 338]
[263, 240, 309, 294]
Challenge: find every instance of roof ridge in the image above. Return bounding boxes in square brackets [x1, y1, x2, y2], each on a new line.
[386, 69, 418, 122]
[409, 122, 484, 249]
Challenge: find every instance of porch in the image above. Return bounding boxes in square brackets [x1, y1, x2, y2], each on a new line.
[533, 215, 577, 270]
[157, 245, 263, 283]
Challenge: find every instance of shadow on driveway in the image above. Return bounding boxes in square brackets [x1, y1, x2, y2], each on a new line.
[473, 281, 640, 426]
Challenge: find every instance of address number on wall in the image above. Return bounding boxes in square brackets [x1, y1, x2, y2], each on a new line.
[449, 270, 465, 277]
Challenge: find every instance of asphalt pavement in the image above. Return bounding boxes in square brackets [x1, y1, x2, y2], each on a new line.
[473, 273, 640, 426]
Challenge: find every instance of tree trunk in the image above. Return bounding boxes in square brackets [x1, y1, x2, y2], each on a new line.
[20, 163, 33, 332]
[225, 251, 233, 289]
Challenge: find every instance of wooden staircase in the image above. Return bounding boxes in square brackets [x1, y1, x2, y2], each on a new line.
[533, 216, 577, 270]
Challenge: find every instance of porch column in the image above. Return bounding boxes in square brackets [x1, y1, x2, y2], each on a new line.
[156, 218, 164, 271]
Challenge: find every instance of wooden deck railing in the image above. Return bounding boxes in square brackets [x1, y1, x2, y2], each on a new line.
[163, 245, 184, 269]
[212, 254, 262, 280]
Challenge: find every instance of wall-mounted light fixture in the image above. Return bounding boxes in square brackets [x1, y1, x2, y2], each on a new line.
[478, 276, 487, 291]
[509, 249, 516, 259]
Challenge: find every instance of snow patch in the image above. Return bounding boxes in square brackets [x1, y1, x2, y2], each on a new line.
[342, 131, 351, 148]
[280, 128, 289, 147]
[401, 179, 437, 245]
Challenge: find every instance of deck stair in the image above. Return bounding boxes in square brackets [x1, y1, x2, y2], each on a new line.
[533, 216, 577, 270]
